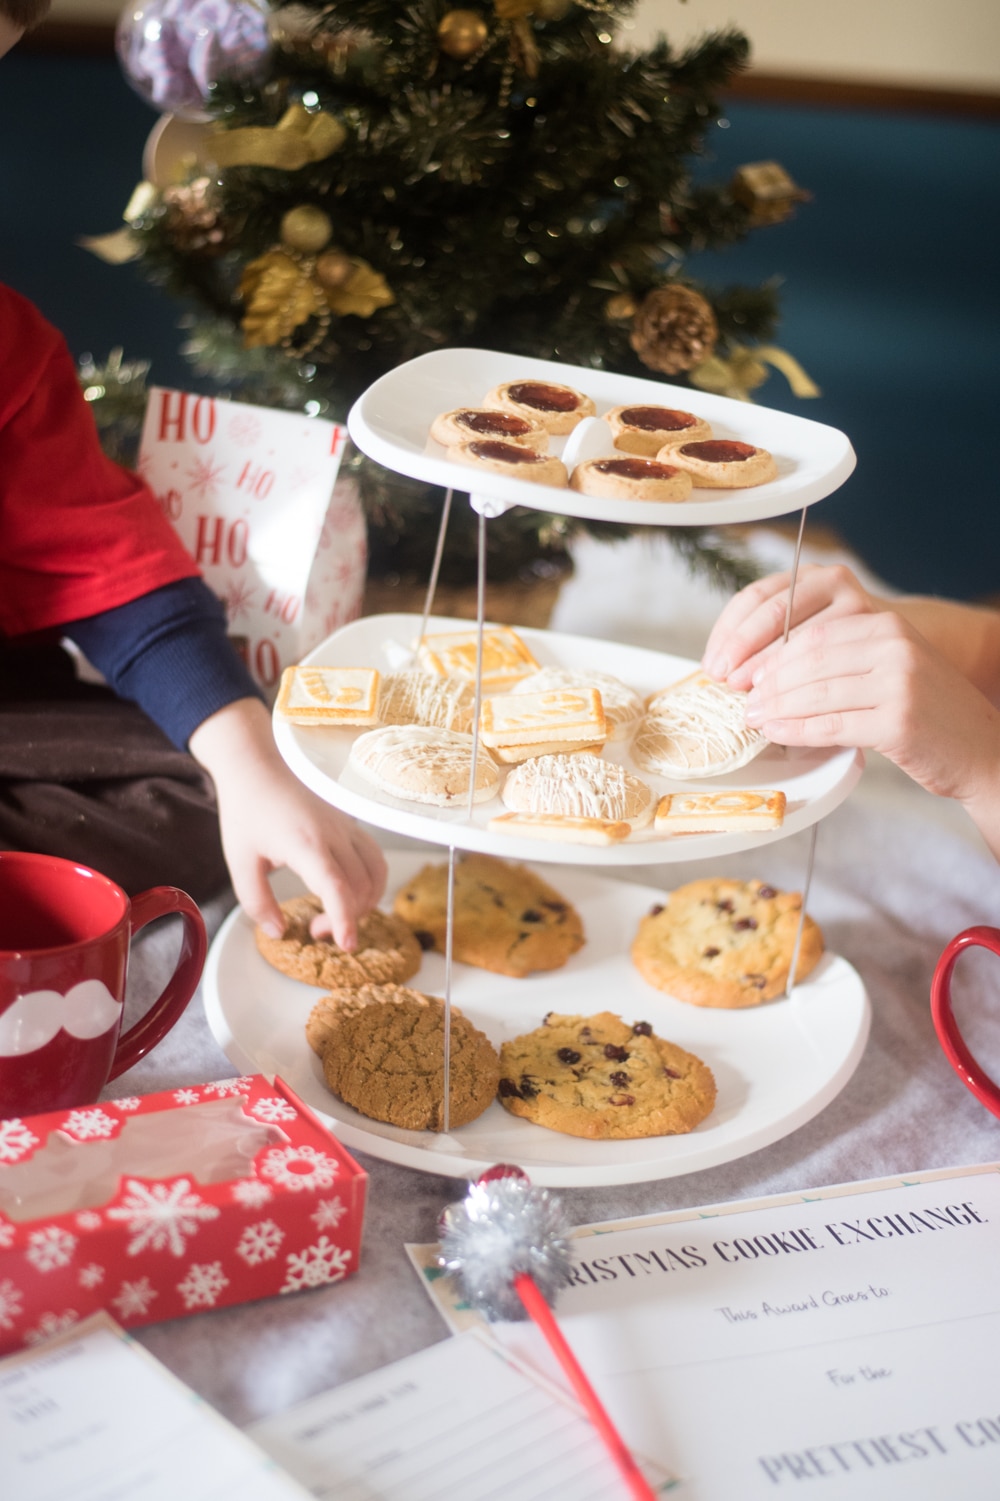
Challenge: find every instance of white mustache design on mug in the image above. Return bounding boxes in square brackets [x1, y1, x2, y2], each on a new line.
[0, 981, 123, 1056]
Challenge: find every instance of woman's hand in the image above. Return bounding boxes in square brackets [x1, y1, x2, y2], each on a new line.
[189, 698, 388, 948]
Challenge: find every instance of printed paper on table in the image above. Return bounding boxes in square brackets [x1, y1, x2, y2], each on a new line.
[138, 388, 367, 696]
[408, 1161, 1000, 1500]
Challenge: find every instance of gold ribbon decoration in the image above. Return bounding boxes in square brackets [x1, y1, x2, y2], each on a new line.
[689, 343, 820, 402]
[211, 102, 347, 171]
[240, 247, 394, 350]
[78, 182, 159, 264]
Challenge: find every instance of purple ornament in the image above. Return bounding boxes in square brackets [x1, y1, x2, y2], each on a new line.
[116, 0, 271, 119]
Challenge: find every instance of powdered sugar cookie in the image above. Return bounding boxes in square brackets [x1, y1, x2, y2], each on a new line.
[633, 672, 767, 779]
[482, 379, 596, 434]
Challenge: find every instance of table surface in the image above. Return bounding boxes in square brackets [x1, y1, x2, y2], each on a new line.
[105, 530, 1000, 1430]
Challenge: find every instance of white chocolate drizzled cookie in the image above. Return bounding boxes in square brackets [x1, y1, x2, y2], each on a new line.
[348, 725, 500, 806]
[633, 672, 767, 779]
[501, 751, 654, 828]
[378, 668, 477, 734]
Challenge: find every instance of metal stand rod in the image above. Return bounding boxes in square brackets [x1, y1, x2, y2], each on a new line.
[441, 843, 456, 1136]
[417, 487, 454, 649]
[785, 821, 819, 999]
[782, 504, 809, 646]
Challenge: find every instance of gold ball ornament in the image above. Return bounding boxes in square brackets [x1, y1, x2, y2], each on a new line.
[315, 249, 354, 289]
[437, 9, 489, 59]
[605, 292, 637, 322]
[279, 204, 333, 255]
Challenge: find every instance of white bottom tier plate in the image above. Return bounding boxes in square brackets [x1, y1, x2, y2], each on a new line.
[273, 614, 864, 867]
[203, 856, 870, 1188]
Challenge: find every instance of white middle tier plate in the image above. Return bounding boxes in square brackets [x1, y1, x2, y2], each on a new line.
[347, 347, 856, 526]
[272, 614, 863, 866]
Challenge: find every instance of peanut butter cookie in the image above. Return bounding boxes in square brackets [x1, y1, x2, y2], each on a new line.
[255, 896, 423, 988]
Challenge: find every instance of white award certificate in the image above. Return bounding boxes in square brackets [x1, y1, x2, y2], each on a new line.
[410, 1162, 1000, 1499]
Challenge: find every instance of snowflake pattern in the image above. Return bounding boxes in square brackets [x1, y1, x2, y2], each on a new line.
[184, 454, 227, 499]
[202, 1077, 253, 1098]
[0, 1278, 23, 1330]
[78, 1263, 105, 1289]
[249, 1096, 298, 1124]
[227, 411, 262, 447]
[61, 1108, 118, 1141]
[26, 1226, 78, 1273]
[281, 1237, 351, 1293]
[235, 1219, 284, 1266]
[112, 1277, 158, 1319]
[0, 1220, 15, 1250]
[24, 1310, 80, 1345]
[311, 1197, 346, 1232]
[0, 1119, 38, 1163]
[260, 1144, 340, 1193]
[76, 1210, 102, 1231]
[111, 1097, 143, 1112]
[177, 1261, 229, 1310]
[221, 575, 257, 624]
[107, 1178, 220, 1257]
[173, 1088, 201, 1106]
[231, 1179, 273, 1209]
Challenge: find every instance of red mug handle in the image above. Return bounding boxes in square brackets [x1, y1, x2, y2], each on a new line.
[930, 924, 1000, 1119]
[108, 886, 208, 1079]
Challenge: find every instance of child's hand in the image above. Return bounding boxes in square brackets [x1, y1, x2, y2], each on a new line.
[189, 698, 388, 949]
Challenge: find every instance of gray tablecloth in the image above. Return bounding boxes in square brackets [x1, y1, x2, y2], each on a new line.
[106, 533, 1000, 1429]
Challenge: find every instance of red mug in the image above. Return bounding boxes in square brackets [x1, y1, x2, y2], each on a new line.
[0, 852, 207, 1118]
[930, 925, 1000, 1118]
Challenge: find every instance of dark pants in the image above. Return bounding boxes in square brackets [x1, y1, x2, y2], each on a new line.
[0, 639, 229, 903]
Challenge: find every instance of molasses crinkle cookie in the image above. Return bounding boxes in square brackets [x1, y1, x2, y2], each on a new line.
[501, 751, 654, 829]
[430, 407, 548, 451]
[633, 671, 767, 779]
[348, 725, 500, 805]
[321, 993, 500, 1131]
[255, 896, 423, 988]
[482, 378, 596, 434]
[497, 1011, 716, 1139]
[451, 439, 568, 487]
[605, 404, 712, 455]
[393, 851, 585, 978]
[570, 455, 693, 502]
[631, 877, 825, 1008]
[663, 438, 778, 489]
[305, 981, 443, 1060]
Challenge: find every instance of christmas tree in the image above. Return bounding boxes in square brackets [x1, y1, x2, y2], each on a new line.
[109, 0, 810, 601]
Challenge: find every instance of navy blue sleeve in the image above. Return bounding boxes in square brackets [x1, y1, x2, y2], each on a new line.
[64, 577, 265, 749]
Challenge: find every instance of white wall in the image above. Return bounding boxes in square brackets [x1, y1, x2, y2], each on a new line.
[48, 0, 1000, 94]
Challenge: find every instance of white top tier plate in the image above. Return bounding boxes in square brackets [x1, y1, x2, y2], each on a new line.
[272, 614, 864, 866]
[347, 347, 856, 526]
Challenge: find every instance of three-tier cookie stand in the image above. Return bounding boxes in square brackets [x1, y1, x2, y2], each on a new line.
[204, 348, 869, 1187]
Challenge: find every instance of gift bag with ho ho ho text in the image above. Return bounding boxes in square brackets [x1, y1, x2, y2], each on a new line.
[138, 387, 367, 697]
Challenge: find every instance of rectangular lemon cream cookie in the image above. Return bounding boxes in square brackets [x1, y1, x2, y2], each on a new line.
[276, 665, 381, 726]
[415, 626, 539, 691]
[654, 788, 786, 834]
[488, 811, 632, 845]
[492, 740, 605, 764]
[479, 687, 607, 749]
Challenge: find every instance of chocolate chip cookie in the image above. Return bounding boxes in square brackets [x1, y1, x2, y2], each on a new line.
[255, 896, 423, 988]
[392, 852, 585, 978]
[630, 877, 824, 1008]
[497, 1011, 716, 1139]
[321, 993, 500, 1131]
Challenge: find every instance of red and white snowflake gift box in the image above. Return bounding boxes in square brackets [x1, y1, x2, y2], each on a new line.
[0, 1075, 366, 1353]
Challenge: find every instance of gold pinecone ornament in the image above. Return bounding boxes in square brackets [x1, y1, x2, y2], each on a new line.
[629, 284, 718, 376]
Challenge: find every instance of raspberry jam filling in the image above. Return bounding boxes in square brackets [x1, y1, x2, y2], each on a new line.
[468, 440, 542, 464]
[620, 405, 697, 431]
[593, 458, 680, 480]
[458, 410, 532, 436]
[507, 381, 580, 412]
[680, 440, 757, 464]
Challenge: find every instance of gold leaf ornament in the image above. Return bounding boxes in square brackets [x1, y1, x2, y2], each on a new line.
[211, 102, 347, 171]
[240, 250, 325, 348]
[323, 258, 395, 317]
